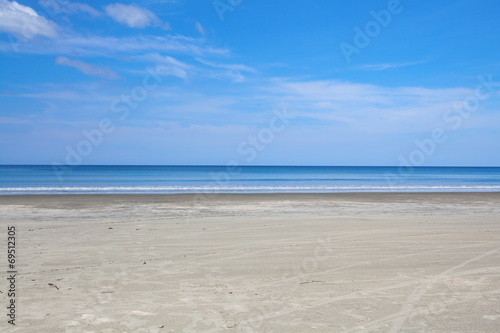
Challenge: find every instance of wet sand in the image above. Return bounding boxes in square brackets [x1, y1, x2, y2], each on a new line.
[0, 193, 499, 332]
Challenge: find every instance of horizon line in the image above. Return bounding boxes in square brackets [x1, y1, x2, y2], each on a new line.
[1, 164, 499, 168]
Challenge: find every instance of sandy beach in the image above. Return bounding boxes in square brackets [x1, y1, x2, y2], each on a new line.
[0, 192, 499, 332]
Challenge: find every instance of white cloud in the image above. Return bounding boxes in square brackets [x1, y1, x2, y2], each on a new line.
[104, 3, 168, 29]
[271, 79, 475, 133]
[62, 35, 227, 57]
[357, 61, 427, 71]
[195, 21, 206, 35]
[276, 80, 470, 105]
[196, 58, 255, 73]
[196, 58, 255, 82]
[55, 56, 120, 79]
[139, 53, 191, 79]
[38, 0, 101, 17]
[0, 34, 229, 57]
[0, 0, 58, 38]
[132, 53, 256, 82]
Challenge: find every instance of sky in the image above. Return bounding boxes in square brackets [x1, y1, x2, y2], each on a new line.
[0, 0, 499, 166]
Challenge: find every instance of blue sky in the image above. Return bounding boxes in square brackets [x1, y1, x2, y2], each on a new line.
[0, 0, 499, 166]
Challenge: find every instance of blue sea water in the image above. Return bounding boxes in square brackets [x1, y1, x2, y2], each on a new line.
[0, 165, 500, 195]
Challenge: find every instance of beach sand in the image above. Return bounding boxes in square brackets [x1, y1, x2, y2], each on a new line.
[0, 193, 499, 332]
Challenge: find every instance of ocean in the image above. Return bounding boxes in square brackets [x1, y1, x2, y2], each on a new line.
[1, 165, 500, 195]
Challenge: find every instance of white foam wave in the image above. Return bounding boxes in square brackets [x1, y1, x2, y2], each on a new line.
[1, 185, 500, 194]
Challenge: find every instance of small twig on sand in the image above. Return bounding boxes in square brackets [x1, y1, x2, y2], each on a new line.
[48, 283, 59, 290]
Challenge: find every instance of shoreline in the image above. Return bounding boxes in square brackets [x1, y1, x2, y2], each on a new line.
[1, 191, 500, 205]
[2, 190, 500, 197]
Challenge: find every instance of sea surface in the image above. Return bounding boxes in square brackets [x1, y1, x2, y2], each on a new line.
[1, 165, 500, 195]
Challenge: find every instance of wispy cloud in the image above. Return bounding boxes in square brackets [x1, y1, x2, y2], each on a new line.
[0, 0, 229, 70]
[133, 53, 255, 83]
[55, 56, 120, 79]
[0, 0, 58, 38]
[38, 0, 101, 17]
[196, 58, 255, 73]
[274, 79, 470, 104]
[130, 53, 256, 83]
[139, 53, 191, 79]
[270, 79, 474, 133]
[104, 3, 169, 29]
[196, 58, 256, 82]
[0, 34, 230, 58]
[356, 61, 427, 71]
[195, 21, 206, 35]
